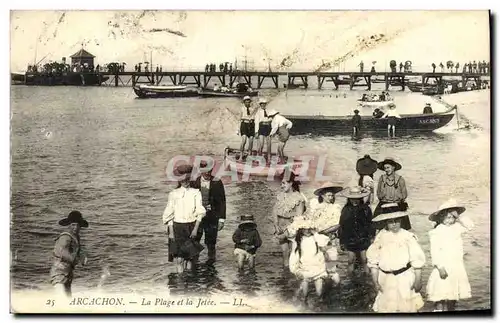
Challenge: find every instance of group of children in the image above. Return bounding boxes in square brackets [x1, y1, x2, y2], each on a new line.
[231, 172, 474, 313]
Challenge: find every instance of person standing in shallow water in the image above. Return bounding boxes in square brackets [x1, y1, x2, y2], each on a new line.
[366, 204, 426, 313]
[272, 172, 306, 268]
[352, 109, 362, 137]
[374, 157, 411, 231]
[192, 161, 226, 265]
[50, 211, 88, 298]
[238, 96, 257, 161]
[232, 214, 262, 271]
[339, 187, 375, 276]
[163, 164, 206, 273]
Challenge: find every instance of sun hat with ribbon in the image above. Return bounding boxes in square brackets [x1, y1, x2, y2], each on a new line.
[377, 157, 402, 171]
[340, 186, 370, 199]
[372, 203, 408, 222]
[313, 182, 344, 196]
[428, 198, 466, 222]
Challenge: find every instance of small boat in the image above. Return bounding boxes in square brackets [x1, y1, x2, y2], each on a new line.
[133, 84, 200, 98]
[223, 147, 305, 178]
[357, 100, 394, 108]
[199, 89, 259, 98]
[283, 106, 457, 136]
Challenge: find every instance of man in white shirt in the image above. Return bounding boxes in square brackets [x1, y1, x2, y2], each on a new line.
[238, 96, 257, 160]
[191, 161, 226, 265]
[268, 111, 293, 164]
[381, 103, 401, 137]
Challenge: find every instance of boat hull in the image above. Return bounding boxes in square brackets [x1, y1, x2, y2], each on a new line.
[199, 90, 259, 98]
[133, 85, 200, 98]
[283, 108, 456, 136]
[223, 148, 305, 178]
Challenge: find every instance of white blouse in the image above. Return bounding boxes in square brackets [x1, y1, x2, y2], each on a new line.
[367, 229, 426, 272]
[162, 187, 206, 224]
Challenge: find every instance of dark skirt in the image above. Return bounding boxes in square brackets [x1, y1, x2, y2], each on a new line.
[388, 116, 398, 126]
[373, 201, 411, 230]
[240, 121, 255, 137]
[170, 222, 204, 260]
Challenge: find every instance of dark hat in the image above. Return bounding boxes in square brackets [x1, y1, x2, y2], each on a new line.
[314, 182, 344, 196]
[372, 203, 408, 222]
[356, 154, 378, 175]
[58, 210, 89, 228]
[377, 157, 402, 171]
[240, 214, 255, 225]
[173, 164, 193, 177]
[354, 109, 360, 114]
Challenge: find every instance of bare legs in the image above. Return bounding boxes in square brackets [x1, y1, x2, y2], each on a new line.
[277, 141, 287, 163]
[239, 135, 254, 160]
[347, 250, 369, 275]
[281, 242, 291, 267]
[257, 135, 271, 160]
[387, 125, 396, 137]
[295, 278, 324, 302]
[237, 253, 255, 271]
[434, 300, 458, 312]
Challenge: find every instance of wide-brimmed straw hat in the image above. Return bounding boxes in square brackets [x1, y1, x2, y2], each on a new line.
[319, 224, 341, 235]
[341, 186, 370, 199]
[294, 218, 315, 230]
[239, 214, 256, 225]
[173, 164, 193, 177]
[258, 98, 268, 105]
[356, 154, 378, 175]
[58, 210, 89, 228]
[428, 198, 466, 222]
[377, 157, 402, 171]
[372, 203, 408, 222]
[314, 182, 344, 196]
[243, 96, 252, 101]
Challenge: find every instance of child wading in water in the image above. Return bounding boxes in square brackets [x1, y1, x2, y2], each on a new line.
[288, 219, 331, 302]
[232, 214, 262, 271]
[366, 203, 426, 313]
[426, 199, 474, 312]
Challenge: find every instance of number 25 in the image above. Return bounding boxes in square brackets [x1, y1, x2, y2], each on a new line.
[46, 299, 55, 307]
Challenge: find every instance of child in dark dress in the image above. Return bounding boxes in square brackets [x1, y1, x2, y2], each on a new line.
[352, 109, 362, 136]
[339, 186, 375, 276]
[233, 214, 262, 270]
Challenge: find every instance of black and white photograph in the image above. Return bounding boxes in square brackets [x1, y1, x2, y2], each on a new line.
[9, 9, 491, 314]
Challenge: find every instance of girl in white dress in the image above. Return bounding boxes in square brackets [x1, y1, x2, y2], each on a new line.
[288, 219, 331, 302]
[426, 199, 474, 312]
[366, 203, 426, 313]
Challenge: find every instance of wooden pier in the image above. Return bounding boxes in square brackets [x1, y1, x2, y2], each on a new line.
[19, 70, 490, 90]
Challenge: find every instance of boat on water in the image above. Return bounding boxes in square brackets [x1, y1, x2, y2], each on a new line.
[133, 84, 200, 98]
[357, 100, 394, 108]
[11, 72, 109, 86]
[223, 147, 306, 178]
[199, 89, 258, 98]
[283, 106, 457, 136]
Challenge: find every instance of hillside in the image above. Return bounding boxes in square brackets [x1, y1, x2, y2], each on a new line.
[10, 10, 490, 72]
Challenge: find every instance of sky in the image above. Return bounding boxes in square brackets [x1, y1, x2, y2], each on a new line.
[9, 10, 490, 72]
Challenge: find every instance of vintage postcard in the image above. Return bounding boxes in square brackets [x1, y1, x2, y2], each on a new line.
[10, 10, 491, 314]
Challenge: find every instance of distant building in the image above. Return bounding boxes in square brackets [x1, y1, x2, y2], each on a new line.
[70, 48, 95, 67]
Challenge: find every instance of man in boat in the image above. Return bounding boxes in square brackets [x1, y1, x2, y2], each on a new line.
[254, 98, 273, 161]
[423, 103, 433, 114]
[192, 161, 227, 265]
[50, 211, 88, 298]
[238, 96, 257, 161]
[268, 110, 293, 164]
[352, 109, 362, 136]
[381, 103, 401, 137]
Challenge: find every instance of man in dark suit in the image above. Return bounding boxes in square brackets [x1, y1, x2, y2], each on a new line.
[192, 161, 226, 265]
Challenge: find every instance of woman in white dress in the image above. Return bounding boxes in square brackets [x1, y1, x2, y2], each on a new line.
[426, 199, 474, 312]
[366, 203, 426, 313]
